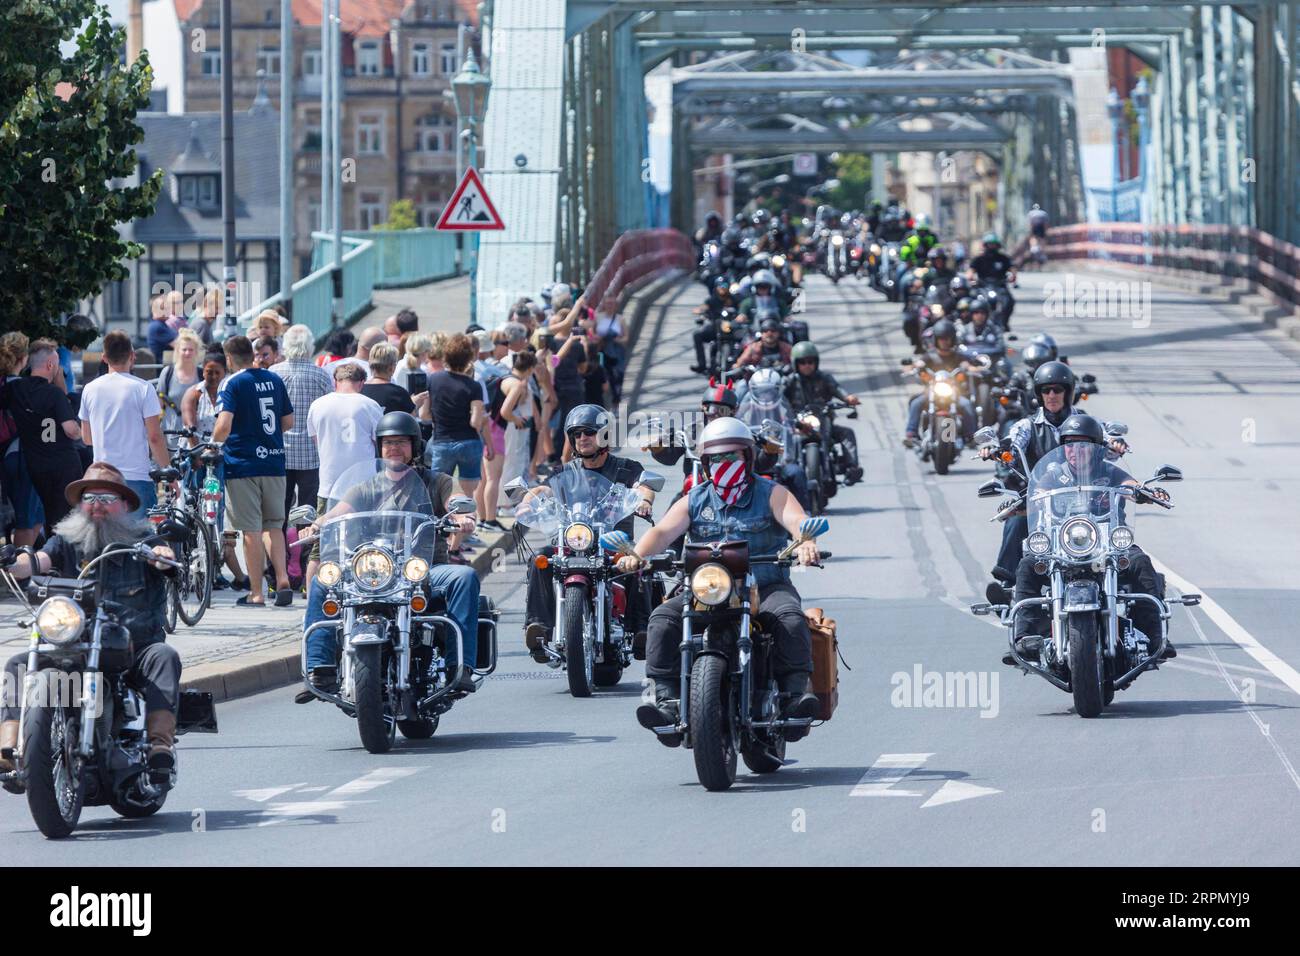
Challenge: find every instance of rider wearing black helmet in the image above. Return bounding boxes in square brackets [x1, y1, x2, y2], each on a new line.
[300, 411, 482, 696]
[734, 316, 792, 374]
[1006, 414, 1171, 665]
[785, 342, 863, 483]
[926, 246, 956, 285]
[692, 276, 739, 374]
[521, 404, 658, 662]
[968, 232, 1016, 328]
[904, 319, 978, 446]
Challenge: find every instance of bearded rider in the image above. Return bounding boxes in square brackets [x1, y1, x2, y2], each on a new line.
[733, 318, 792, 374]
[0, 463, 181, 787]
[521, 405, 657, 662]
[1007, 415, 1172, 666]
[617, 418, 822, 746]
[784, 342, 863, 483]
[298, 412, 480, 696]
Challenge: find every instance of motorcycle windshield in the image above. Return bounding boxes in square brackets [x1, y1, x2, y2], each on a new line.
[737, 396, 798, 465]
[1027, 445, 1135, 554]
[319, 459, 437, 563]
[516, 468, 642, 537]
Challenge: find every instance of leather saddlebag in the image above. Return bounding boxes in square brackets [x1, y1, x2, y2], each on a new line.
[804, 607, 839, 720]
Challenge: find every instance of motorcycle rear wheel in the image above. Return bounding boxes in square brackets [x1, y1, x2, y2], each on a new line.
[741, 733, 785, 774]
[1069, 613, 1106, 718]
[110, 779, 167, 819]
[354, 644, 397, 753]
[23, 703, 85, 839]
[398, 716, 439, 739]
[690, 654, 738, 791]
[563, 583, 594, 698]
[803, 445, 825, 516]
[593, 659, 623, 687]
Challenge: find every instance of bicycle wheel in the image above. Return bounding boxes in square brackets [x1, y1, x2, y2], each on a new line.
[176, 520, 213, 626]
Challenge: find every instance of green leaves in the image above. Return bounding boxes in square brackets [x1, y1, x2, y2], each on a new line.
[0, 1, 157, 347]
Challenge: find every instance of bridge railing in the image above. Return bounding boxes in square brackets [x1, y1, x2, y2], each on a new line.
[313, 229, 459, 289]
[1045, 223, 1300, 312]
[579, 228, 695, 318]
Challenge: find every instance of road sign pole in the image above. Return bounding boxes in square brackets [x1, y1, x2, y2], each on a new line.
[469, 130, 478, 327]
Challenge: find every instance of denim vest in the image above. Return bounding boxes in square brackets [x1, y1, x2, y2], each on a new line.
[687, 475, 789, 588]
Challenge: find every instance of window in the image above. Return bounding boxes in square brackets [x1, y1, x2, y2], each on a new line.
[307, 200, 322, 232]
[303, 112, 321, 151]
[411, 42, 431, 76]
[416, 113, 446, 152]
[358, 191, 386, 230]
[180, 176, 196, 205]
[440, 43, 458, 75]
[198, 176, 217, 207]
[303, 48, 321, 76]
[177, 175, 218, 211]
[357, 113, 384, 155]
[356, 40, 381, 76]
[257, 47, 280, 77]
[201, 51, 221, 76]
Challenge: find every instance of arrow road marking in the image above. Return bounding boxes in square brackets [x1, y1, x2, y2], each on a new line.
[232, 784, 305, 803]
[245, 768, 423, 826]
[850, 753, 934, 797]
[920, 780, 1002, 808]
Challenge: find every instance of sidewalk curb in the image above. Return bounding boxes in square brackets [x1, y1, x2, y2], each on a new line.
[180, 527, 512, 703]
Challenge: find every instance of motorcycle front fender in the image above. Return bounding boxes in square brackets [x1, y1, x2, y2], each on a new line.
[1062, 579, 1101, 613]
[347, 619, 389, 647]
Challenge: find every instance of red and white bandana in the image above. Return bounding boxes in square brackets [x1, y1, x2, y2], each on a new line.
[710, 458, 749, 506]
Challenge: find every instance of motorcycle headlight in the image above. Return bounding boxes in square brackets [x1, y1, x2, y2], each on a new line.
[931, 305, 945, 317]
[36, 597, 85, 647]
[870, 243, 882, 256]
[564, 523, 595, 553]
[831, 235, 844, 246]
[317, 561, 343, 586]
[690, 563, 733, 606]
[933, 381, 955, 398]
[351, 548, 394, 590]
[1110, 526, 1134, 550]
[1061, 517, 1099, 557]
[1027, 532, 1051, 555]
[799, 413, 821, 432]
[402, 557, 429, 582]
[772, 255, 786, 268]
[720, 322, 732, 334]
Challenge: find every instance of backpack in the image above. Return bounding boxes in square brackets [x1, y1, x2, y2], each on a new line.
[486, 375, 509, 428]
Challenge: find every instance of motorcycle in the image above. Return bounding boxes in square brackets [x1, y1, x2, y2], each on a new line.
[902, 360, 979, 475]
[634, 517, 830, 791]
[971, 447, 1199, 717]
[877, 241, 903, 301]
[509, 468, 666, 697]
[0, 537, 217, 838]
[822, 231, 848, 283]
[300, 460, 499, 753]
[793, 399, 857, 514]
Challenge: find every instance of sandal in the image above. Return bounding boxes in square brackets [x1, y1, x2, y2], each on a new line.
[235, 594, 266, 607]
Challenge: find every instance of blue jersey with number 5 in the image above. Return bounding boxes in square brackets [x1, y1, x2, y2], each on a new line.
[217, 368, 293, 479]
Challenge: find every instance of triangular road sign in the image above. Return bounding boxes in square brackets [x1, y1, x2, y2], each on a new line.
[436, 167, 504, 231]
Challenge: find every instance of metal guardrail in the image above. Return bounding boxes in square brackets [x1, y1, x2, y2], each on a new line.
[1044, 223, 1300, 311]
[313, 229, 459, 289]
[236, 232, 378, 339]
[581, 228, 694, 317]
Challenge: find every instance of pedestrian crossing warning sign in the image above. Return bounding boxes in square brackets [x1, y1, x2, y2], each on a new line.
[435, 167, 504, 231]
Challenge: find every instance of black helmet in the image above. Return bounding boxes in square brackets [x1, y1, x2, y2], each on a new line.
[1031, 332, 1059, 360]
[702, 384, 739, 411]
[375, 410, 424, 460]
[711, 275, 730, 295]
[968, 295, 990, 316]
[926, 246, 949, 264]
[564, 403, 612, 454]
[1022, 342, 1052, 370]
[1033, 360, 1075, 405]
[948, 275, 970, 296]
[759, 317, 782, 333]
[931, 319, 958, 345]
[1058, 413, 1105, 445]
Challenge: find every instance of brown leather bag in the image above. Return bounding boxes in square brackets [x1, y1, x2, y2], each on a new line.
[804, 607, 839, 720]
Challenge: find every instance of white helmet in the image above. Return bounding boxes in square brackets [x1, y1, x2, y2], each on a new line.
[696, 416, 755, 458]
[752, 269, 780, 291]
[749, 367, 783, 405]
[915, 212, 932, 229]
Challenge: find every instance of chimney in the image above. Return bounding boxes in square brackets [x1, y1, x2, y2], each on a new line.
[127, 0, 144, 64]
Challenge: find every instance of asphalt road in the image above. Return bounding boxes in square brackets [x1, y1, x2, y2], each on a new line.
[5, 269, 1300, 864]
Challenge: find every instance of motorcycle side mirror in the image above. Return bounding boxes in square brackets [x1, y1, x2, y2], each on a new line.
[448, 495, 477, 514]
[798, 516, 829, 540]
[973, 425, 998, 445]
[639, 472, 667, 493]
[503, 478, 529, 504]
[978, 479, 1005, 498]
[288, 504, 318, 526]
[1105, 421, 1129, 436]
[899, 357, 913, 366]
[1081, 373, 1096, 384]
[1005, 334, 1019, 341]
[599, 531, 635, 555]
[1152, 465, 1183, 483]
[158, 521, 190, 543]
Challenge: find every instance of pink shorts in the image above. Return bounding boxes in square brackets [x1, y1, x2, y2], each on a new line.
[488, 420, 507, 456]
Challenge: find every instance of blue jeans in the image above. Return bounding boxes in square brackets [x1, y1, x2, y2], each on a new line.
[127, 479, 157, 519]
[304, 564, 480, 670]
[426, 438, 483, 480]
[906, 394, 975, 441]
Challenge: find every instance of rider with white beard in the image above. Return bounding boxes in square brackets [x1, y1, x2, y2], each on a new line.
[0, 463, 180, 787]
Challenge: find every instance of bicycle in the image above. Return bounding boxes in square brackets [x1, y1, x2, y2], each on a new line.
[153, 428, 222, 627]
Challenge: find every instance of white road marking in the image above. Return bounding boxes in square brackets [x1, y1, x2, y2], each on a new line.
[232, 784, 305, 803]
[850, 753, 933, 797]
[252, 768, 423, 826]
[1152, 557, 1300, 699]
[328, 767, 418, 797]
[920, 780, 1001, 808]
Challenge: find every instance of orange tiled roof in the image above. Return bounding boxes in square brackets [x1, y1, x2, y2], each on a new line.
[176, 1, 476, 32]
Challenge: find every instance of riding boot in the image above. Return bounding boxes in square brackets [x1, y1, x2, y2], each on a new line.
[636, 677, 682, 747]
[0, 719, 18, 773]
[777, 672, 820, 741]
[146, 710, 177, 791]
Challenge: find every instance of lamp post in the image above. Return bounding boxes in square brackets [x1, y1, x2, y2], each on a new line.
[1132, 75, 1151, 224]
[1106, 87, 1122, 223]
[452, 47, 491, 327]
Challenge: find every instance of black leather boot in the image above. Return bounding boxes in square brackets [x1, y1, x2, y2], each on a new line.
[636, 678, 682, 747]
[778, 672, 820, 741]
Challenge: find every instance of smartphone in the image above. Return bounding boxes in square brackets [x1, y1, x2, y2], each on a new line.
[406, 370, 428, 395]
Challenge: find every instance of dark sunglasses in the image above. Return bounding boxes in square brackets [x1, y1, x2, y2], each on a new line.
[1040, 386, 1067, 395]
[81, 492, 121, 504]
[570, 428, 600, 438]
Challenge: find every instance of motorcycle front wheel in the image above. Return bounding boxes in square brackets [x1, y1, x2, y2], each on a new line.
[562, 583, 595, 698]
[691, 653, 738, 791]
[1068, 613, 1106, 718]
[803, 444, 825, 516]
[932, 421, 956, 475]
[23, 702, 85, 839]
[353, 644, 397, 753]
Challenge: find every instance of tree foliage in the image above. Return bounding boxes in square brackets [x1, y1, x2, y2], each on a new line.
[0, 1, 161, 346]
[376, 198, 418, 231]
[825, 153, 872, 211]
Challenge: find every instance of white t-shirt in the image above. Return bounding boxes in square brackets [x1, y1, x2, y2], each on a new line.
[323, 356, 370, 379]
[307, 391, 384, 499]
[78, 371, 162, 481]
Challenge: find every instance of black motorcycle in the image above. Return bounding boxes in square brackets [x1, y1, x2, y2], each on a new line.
[0, 538, 217, 838]
[793, 399, 857, 514]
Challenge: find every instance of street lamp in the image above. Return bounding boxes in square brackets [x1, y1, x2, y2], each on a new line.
[1106, 87, 1122, 222]
[452, 47, 491, 326]
[1131, 75, 1151, 224]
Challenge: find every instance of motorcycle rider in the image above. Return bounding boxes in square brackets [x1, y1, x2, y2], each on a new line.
[738, 270, 791, 324]
[521, 404, 656, 662]
[733, 317, 793, 373]
[691, 276, 739, 374]
[961, 296, 1003, 354]
[784, 342, 863, 484]
[298, 412, 481, 696]
[694, 210, 723, 250]
[0, 463, 181, 787]
[1007, 414, 1173, 665]
[617, 417, 823, 746]
[903, 319, 978, 448]
[898, 214, 939, 285]
[968, 232, 1016, 328]
[739, 367, 813, 510]
[924, 246, 956, 286]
